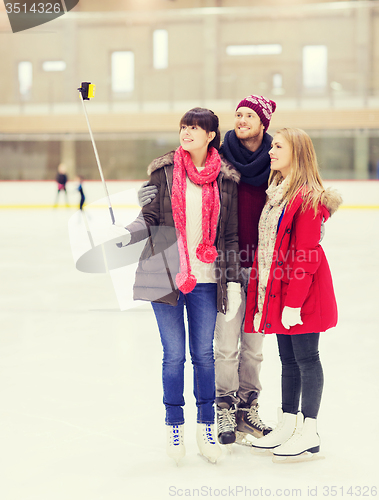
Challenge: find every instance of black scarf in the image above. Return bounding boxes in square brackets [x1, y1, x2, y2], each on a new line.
[220, 130, 272, 187]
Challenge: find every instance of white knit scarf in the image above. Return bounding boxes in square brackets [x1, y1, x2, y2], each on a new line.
[254, 175, 291, 331]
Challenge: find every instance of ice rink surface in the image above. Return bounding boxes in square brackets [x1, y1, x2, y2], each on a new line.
[0, 183, 378, 500]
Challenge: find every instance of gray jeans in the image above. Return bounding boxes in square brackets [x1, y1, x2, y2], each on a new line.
[214, 267, 264, 405]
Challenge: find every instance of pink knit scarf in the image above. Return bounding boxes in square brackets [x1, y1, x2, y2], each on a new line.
[172, 146, 221, 294]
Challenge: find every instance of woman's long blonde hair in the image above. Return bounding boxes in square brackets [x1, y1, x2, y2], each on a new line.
[269, 127, 325, 214]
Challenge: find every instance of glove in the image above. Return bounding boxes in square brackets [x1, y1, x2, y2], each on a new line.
[224, 282, 242, 323]
[281, 306, 303, 330]
[108, 224, 131, 248]
[138, 181, 158, 207]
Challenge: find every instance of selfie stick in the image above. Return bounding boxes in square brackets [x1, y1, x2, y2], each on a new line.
[77, 82, 115, 225]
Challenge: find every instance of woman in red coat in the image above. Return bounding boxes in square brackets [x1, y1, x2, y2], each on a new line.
[244, 127, 342, 462]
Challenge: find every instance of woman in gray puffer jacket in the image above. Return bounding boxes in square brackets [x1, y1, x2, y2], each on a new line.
[123, 108, 241, 465]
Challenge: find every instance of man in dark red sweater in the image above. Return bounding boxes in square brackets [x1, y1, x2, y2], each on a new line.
[215, 95, 276, 447]
[137, 95, 276, 447]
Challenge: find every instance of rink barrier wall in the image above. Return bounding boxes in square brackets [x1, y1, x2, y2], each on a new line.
[0, 180, 378, 209]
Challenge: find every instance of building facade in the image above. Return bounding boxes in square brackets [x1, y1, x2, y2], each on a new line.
[1, 0, 379, 180]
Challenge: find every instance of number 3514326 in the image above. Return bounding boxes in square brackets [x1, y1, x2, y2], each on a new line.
[5, 3, 62, 14]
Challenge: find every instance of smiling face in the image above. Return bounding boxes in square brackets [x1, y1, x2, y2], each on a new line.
[269, 133, 293, 178]
[234, 107, 265, 143]
[179, 124, 215, 154]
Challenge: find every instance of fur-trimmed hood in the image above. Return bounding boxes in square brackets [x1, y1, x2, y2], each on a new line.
[147, 150, 241, 183]
[321, 187, 343, 217]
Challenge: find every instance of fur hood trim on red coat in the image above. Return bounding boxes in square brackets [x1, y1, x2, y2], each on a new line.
[147, 150, 241, 184]
[321, 187, 343, 217]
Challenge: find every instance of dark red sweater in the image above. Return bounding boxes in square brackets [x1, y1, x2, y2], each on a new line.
[237, 180, 268, 267]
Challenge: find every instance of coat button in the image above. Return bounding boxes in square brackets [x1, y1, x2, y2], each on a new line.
[286, 228, 291, 233]
[278, 261, 283, 266]
[270, 294, 276, 298]
[266, 323, 271, 328]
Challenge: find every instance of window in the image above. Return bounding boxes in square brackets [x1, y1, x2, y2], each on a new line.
[272, 73, 285, 95]
[303, 45, 328, 89]
[18, 61, 32, 99]
[273, 73, 282, 89]
[42, 61, 66, 72]
[226, 44, 282, 56]
[153, 29, 168, 69]
[111, 51, 134, 93]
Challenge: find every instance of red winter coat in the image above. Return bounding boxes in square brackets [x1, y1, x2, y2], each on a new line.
[244, 189, 341, 335]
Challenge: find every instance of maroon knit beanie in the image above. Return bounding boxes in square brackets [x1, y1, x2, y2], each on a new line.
[236, 95, 277, 131]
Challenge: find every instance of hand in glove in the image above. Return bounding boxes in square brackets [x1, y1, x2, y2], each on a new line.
[108, 224, 131, 248]
[281, 306, 303, 330]
[138, 181, 158, 207]
[224, 282, 242, 323]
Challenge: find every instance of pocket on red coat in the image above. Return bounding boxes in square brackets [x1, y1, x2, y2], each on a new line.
[280, 276, 316, 314]
[300, 276, 317, 315]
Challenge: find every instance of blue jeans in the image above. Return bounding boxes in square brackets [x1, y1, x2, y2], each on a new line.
[151, 283, 218, 425]
[276, 332, 324, 419]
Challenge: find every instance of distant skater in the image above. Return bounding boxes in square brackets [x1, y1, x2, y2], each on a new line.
[54, 163, 69, 207]
[76, 175, 85, 210]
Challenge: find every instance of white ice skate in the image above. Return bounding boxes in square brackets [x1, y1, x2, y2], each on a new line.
[272, 413, 325, 464]
[166, 424, 185, 465]
[196, 423, 222, 464]
[251, 408, 296, 456]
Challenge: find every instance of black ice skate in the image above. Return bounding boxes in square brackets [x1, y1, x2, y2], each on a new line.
[236, 392, 272, 444]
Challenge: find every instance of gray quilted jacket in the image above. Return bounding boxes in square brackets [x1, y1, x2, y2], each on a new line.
[126, 150, 241, 313]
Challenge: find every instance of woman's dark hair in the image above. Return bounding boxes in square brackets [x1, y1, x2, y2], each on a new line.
[179, 107, 221, 150]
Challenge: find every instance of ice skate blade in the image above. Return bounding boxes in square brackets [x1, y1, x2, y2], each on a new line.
[250, 446, 273, 457]
[272, 451, 325, 464]
[235, 431, 254, 447]
[167, 455, 184, 466]
[197, 452, 218, 465]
